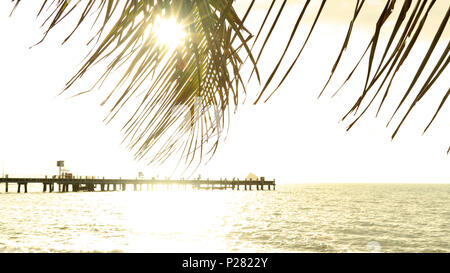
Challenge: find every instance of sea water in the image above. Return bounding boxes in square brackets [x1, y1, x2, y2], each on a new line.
[0, 184, 448, 252]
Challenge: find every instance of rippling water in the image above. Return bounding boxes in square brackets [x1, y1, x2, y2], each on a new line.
[0, 183, 449, 252]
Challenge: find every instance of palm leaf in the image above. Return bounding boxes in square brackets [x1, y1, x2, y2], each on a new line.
[9, 0, 450, 166]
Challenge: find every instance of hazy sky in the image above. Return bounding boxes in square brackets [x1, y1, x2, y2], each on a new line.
[0, 1, 448, 183]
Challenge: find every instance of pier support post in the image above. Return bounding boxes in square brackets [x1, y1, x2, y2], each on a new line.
[17, 183, 21, 193]
[24, 183, 28, 193]
[5, 182, 8, 193]
[113, 184, 117, 191]
[107, 184, 110, 191]
[43, 183, 47, 192]
[244, 185, 247, 191]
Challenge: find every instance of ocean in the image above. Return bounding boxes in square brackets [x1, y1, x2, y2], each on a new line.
[0, 183, 449, 252]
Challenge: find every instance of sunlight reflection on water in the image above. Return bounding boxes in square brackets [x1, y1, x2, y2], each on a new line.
[0, 184, 449, 252]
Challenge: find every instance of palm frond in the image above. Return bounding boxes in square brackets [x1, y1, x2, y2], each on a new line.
[9, 0, 450, 166]
[12, 0, 259, 168]
[253, 0, 449, 148]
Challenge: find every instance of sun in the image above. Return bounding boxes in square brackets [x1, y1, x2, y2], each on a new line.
[149, 16, 186, 49]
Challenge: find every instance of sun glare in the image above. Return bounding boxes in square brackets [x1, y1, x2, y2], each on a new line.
[150, 16, 186, 49]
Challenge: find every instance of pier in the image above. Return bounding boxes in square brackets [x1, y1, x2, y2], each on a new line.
[0, 176, 276, 193]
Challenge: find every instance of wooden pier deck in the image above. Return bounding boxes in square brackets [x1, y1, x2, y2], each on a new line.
[0, 176, 275, 193]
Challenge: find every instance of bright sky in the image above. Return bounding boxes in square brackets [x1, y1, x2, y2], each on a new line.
[0, 1, 448, 183]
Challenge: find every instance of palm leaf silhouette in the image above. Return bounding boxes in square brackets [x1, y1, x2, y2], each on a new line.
[9, 0, 450, 166]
